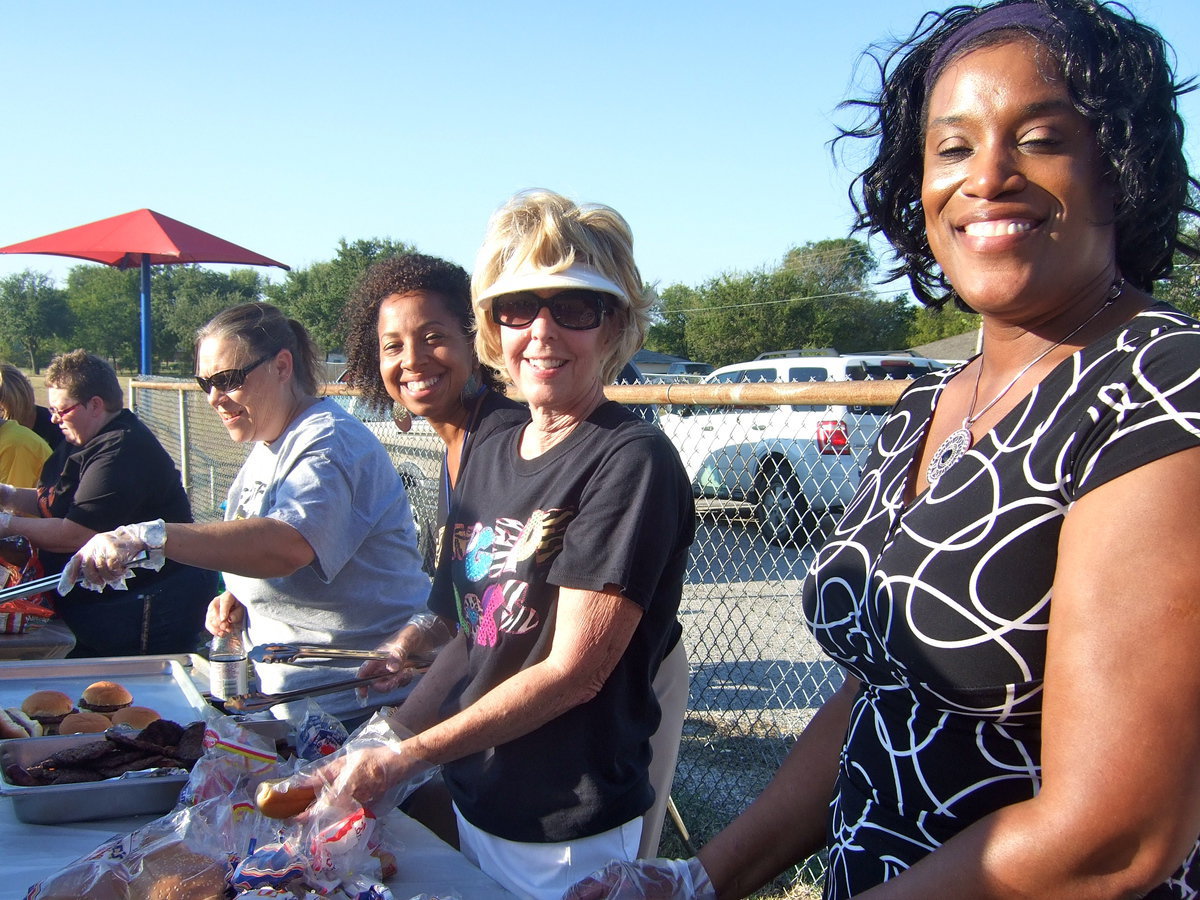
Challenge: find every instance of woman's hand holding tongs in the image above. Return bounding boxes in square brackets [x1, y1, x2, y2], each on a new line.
[355, 612, 455, 699]
[58, 519, 167, 594]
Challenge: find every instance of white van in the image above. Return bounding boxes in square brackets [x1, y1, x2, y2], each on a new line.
[658, 351, 945, 544]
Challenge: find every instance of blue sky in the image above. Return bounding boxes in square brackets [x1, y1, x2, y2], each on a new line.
[2, 0, 1197, 301]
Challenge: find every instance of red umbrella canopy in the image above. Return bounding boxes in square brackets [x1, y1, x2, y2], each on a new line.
[0, 208, 289, 271]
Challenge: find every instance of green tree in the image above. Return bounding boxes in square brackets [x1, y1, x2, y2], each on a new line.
[0, 270, 72, 372]
[267, 237, 417, 355]
[65, 266, 139, 369]
[782, 237, 874, 292]
[665, 238, 911, 367]
[906, 302, 979, 346]
[152, 266, 268, 365]
[1154, 223, 1200, 317]
[645, 284, 692, 358]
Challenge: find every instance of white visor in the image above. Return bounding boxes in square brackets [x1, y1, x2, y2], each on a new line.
[476, 263, 625, 304]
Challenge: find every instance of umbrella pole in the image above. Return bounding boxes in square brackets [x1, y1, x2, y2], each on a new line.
[139, 254, 152, 375]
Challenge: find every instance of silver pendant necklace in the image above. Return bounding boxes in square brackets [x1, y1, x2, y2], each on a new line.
[926, 279, 1124, 485]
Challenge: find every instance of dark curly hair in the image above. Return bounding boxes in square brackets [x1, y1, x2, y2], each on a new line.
[342, 253, 503, 414]
[836, 0, 1199, 308]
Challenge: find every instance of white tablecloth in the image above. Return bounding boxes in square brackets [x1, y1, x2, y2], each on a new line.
[2, 797, 514, 899]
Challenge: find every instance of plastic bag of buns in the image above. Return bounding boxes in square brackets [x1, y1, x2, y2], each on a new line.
[178, 704, 279, 806]
[26, 711, 402, 899]
[23, 794, 232, 899]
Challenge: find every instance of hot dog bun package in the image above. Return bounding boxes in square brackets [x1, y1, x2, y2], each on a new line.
[24, 708, 404, 899]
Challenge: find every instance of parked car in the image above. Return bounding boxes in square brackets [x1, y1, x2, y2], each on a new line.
[667, 360, 714, 377]
[657, 352, 946, 545]
[648, 360, 715, 384]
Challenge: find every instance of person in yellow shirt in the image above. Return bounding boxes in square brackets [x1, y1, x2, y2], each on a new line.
[0, 367, 50, 488]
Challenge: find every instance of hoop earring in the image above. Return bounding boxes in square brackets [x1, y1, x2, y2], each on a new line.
[392, 403, 412, 433]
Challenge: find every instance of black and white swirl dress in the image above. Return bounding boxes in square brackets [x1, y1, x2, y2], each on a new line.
[802, 303, 1200, 898]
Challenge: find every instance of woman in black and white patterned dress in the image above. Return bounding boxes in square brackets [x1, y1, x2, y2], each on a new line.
[565, 1, 1200, 898]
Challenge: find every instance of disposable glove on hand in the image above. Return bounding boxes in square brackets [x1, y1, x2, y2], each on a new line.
[0, 483, 16, 513]
[267, 715, 436, 816]
[356, 612, 451, 701]
[58, 519, 167, 595]
[562, 857, 715, 900]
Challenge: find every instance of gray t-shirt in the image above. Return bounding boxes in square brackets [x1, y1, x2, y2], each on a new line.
[223, 398, 429, 721]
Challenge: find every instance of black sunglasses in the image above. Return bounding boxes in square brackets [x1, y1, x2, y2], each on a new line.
[195, 351, 275, 394]
[491, 290, 611, 330]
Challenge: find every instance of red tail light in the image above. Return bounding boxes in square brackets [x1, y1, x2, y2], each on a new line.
[817, 420, 851, 455]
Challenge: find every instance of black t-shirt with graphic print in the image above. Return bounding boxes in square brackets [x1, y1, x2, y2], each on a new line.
[429, 401, 694, 843]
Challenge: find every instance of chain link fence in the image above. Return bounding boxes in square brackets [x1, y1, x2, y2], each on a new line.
[131, 375, 911, 897]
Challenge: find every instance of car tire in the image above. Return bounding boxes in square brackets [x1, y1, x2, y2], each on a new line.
[756, 465, 808, 546]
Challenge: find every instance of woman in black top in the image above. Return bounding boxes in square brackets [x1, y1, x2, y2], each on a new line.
[0, 350, 216, 656]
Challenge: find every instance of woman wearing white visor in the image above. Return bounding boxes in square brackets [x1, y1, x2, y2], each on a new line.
[294, 189, 696, 899]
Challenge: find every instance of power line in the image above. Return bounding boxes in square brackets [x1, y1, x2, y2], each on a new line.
[661, 286, 913, 316]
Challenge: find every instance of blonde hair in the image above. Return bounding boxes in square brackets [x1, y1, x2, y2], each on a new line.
[471, 189, 650, 385]
[0, 364, 36, 427]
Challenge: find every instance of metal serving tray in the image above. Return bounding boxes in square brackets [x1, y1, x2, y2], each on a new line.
[0, 655, 209, 731]
[0, 732, 189, 824]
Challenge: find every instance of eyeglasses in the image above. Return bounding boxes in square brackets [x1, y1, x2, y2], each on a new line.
[491, 290, 611, 331]
[49, 401, 83, 421]
[195, 352, 275, 394]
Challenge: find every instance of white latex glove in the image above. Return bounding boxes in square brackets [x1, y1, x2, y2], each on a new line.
[58, 519, 167, 595]
[355, 612, 452, 701]
[562, 857, 715, 900]
[267, 715, 435, 815]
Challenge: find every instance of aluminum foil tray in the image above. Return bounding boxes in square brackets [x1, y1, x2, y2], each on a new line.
[0, 656, 208, 732]
[0, 732, 189, 824]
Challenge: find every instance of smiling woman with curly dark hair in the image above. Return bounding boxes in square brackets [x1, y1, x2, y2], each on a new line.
[341, 253, 506, 414]
[838, 0, 1199, 309]
[564, 2, 1200, 899]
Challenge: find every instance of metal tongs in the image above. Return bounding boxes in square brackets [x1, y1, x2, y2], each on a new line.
[222, 670, 397, 714]
[0, 550, 153, 603]
[248, 643, 393, 664]
[225, 644, 439, 714]
[0, 571, 62, 604]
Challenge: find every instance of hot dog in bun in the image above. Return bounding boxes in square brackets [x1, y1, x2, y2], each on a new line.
[0, 707, 41, 739]
[255, 778, 317, 819]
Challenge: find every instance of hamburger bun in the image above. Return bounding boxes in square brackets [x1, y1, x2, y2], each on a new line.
[79, 680, 133, 715]
[111, 705, 161, 730]
[21, 690, 75, 729]
[58, 711, 113, 734]
[138, 844, 229, 900]
[255, 778, 317, 819]
[0, 707, 40, 739]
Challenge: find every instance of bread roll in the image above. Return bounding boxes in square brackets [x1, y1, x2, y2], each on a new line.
[255, 778, 317, 819]
[58, 711, 112, 734]
[21, 690, 74, 730]
[137, 844, 228, 899]
[79, 680, 133, 714]
[111, 706, 161, 730]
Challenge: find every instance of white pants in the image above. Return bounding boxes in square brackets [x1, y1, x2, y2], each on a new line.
[641, 638, 689, 858]
[454, 805, 643, 900]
